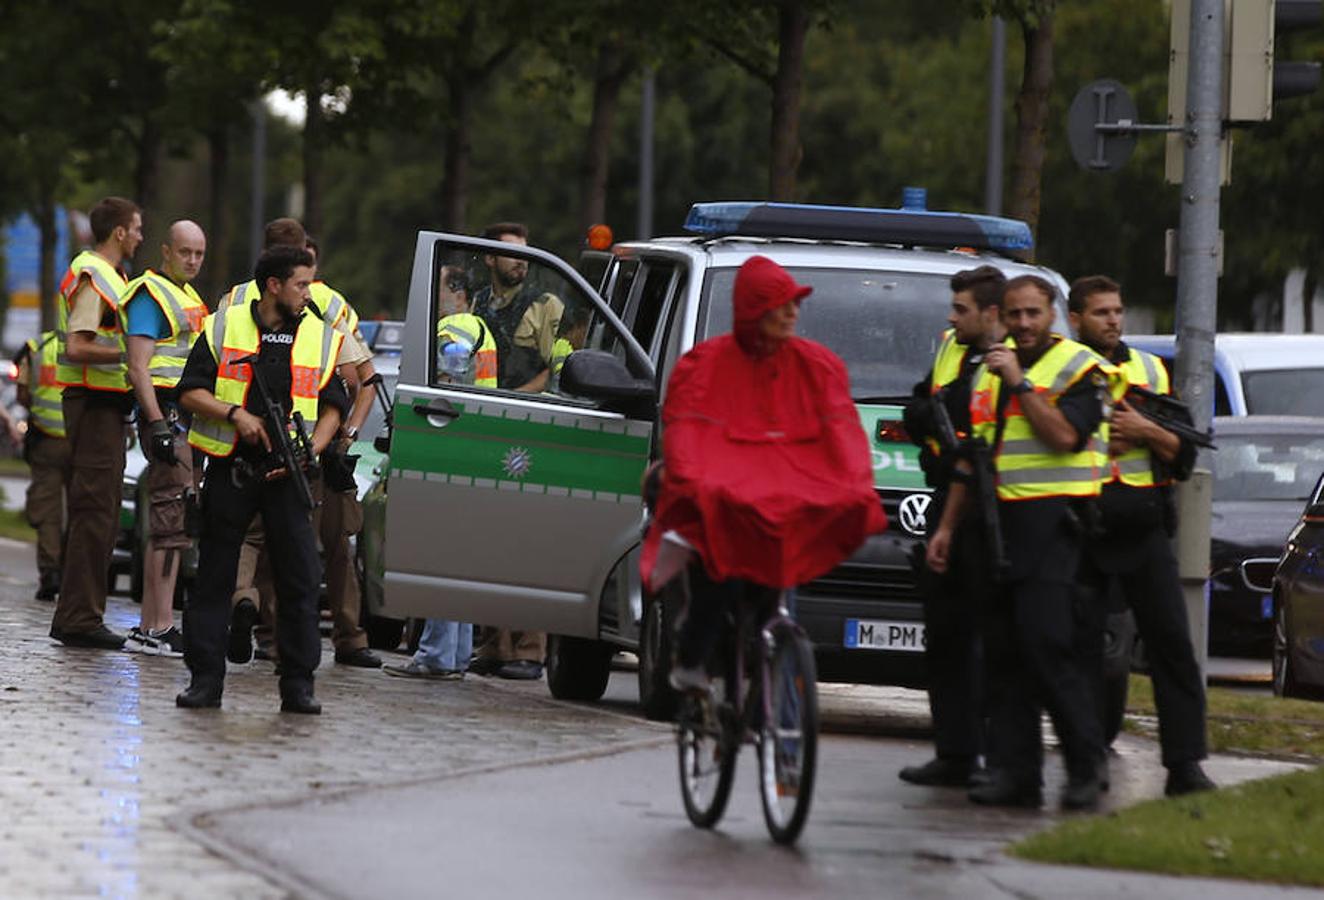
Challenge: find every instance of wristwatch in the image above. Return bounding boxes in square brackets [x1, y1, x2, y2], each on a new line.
[1009, 378, 1034, 395]
[344, 426, 359, 442]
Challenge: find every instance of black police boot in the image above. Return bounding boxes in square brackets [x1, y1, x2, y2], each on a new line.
[899, 756, 978, 787]
[968, 772, 1043, 808]
[1061, 773, 1102, 811]
[176, 681, 223, 709]
[35, 569, 60, 602]
[280, 686, 322, 715]
[1165, 761, 1216, 797]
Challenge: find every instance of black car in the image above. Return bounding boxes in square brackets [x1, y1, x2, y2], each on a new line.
[1246, 461, 1324, 699]
[1208, 417, 1324, 655]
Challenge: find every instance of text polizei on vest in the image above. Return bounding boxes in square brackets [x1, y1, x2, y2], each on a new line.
[260, 332, 295, 345]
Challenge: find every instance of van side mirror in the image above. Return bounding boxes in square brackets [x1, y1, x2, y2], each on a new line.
[560, 350, 656, 419]
[1240, 557, 1279, 594]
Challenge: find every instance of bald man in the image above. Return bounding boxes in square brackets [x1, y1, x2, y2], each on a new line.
[121, 220, 209, 656]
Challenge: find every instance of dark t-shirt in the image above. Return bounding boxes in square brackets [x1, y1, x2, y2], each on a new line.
[177, 303, 349, 459]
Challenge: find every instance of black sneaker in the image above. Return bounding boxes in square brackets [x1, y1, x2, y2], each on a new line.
[467, 656, 502, 676]
[968, 774, 1044, 808]
[227, 599, 258, 664]
[496, 659, 543, 680]
[143, 627, 185, 658]
[52, 624, 126, 650]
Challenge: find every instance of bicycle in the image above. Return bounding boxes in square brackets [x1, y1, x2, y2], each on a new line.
[672, 575, 820, 845]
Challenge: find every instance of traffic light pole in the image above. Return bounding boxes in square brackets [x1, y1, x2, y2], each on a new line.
[1172, 0, 1225, 678]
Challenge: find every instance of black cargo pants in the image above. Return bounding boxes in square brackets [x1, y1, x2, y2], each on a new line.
[183, 456, 323, 698]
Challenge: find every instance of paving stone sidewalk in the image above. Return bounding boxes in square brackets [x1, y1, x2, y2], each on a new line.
[0, 544, 665, 898]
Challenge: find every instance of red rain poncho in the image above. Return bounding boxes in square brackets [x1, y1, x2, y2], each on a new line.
[641, 255, 887, 590]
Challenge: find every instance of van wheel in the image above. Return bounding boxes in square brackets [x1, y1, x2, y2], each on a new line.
[638, 591, 679, 721]
[546, 635, 613, 701]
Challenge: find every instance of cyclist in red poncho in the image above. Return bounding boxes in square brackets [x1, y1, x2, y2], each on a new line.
[642, 255, 887, 690]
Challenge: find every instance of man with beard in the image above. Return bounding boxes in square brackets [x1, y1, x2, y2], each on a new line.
[470, 222, 564, 393]
[1069, 275, 1215, 797]
[50, 197, 143, 650]
[121, 220, 209, 657]
[898, 265, 1007, 788]
[468, 222, 564, 680]
[175, 245, 347, 713]
[928, 275, 1111, 810]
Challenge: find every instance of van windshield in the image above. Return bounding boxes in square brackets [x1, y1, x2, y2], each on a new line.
[1242, 370, 1324, 416]
[698, 267, 952, 400]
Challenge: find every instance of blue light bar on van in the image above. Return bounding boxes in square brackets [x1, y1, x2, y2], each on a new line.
[683, 201, 1034, 252]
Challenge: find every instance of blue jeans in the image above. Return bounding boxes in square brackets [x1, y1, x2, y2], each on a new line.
[414, 619, 472, 673]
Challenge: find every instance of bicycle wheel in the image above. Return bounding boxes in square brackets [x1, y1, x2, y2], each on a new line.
[676, 686, 738, 829]
[758, 630, 818, 844]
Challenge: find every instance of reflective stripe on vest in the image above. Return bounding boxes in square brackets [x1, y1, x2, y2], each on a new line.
[56, 251, 129, 391]
[221, 280, 356, 337]
[187, 305, 343, 457]
[121, 270, 208, 388]
[437, 312, 497, 388]
[27, 332, 65, 438]
[970, 335, 1107, 501]
[1099, 347, 1171, 488]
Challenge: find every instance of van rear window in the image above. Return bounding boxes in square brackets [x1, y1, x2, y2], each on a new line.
[1242, 370, 1324, 416]
[698, 268, 951, 400]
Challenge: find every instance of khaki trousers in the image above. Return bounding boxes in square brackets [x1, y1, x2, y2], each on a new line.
[52, 391, 126, 634]
[474, 627, 546, 664]
[25, 432, 71, 575]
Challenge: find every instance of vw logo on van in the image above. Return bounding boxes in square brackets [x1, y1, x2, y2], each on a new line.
[897, 494, 931, 537]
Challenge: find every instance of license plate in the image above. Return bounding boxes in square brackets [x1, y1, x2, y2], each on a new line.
[844, 619, 926, 652]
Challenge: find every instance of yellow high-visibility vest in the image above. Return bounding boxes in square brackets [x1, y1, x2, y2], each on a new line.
[929, 330, 966, 394]
[120, 270, 208, 389]
[25, 332, 65, 438]
[970, 335, 1110, 501]
[187, 304, 343, 457]
[437, 312, 497, 387]
[56, 251, 129, 391]
[219, 279, 355, 334]
[1098, 346, 1171, 488]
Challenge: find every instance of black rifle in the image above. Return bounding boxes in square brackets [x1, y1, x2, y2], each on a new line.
[363, 371, 394, 454]
[1124, 385, 1217, 450]
[234, 355, 318, 510]
[930, 389, 1010, 581]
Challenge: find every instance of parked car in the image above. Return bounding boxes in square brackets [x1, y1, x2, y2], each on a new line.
[1126, 333, 1324, 417]
[1244, 464, 1324, 699]
[1208, 417, 1324, 654]
[358, 200, 1134, 720]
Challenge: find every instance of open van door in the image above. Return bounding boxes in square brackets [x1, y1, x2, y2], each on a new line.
[379, 233, 655, 638]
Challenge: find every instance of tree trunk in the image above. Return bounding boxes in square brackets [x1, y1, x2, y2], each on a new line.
[134, 116, 162, 219]
[768, 0, 809, 201]
[35, 185, 58, 333]
[303, 83, 324, 239]
[1007, 10, 1055, 259]
[578, 39, 632, 235]
[206, 124, 232, 303]
[440, 71, 472, 233]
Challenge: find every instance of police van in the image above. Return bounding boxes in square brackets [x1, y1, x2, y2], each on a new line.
[360, 200, 1076, 717]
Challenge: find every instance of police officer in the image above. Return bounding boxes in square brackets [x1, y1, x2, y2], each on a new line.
[175, 245, 347, 713]
[928, 275, 1111, 810]
[15, 330, 69, 601]
[1069, 275, 1216, 797]
[50, 197, 142, 650]
[898, 265, 1007, 788]
[121, 220, 208, 657]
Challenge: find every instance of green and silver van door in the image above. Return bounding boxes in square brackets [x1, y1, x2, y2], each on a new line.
[381, 233, 656, 639]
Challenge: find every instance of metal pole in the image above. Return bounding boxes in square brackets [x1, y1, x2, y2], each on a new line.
[1172, 0, 1224, 678]
[249, 98, 267, 267]
[984, 16, 1006, 216]
[636, 68, 656, 241]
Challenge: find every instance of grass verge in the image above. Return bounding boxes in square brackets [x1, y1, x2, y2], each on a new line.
[1012, 766, 1324, 886]
[0, 507, 34, 542]
[1126, 674, 1324, 759]
[0, 457, 29, 477]
[1015, 674, 1324, 884]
